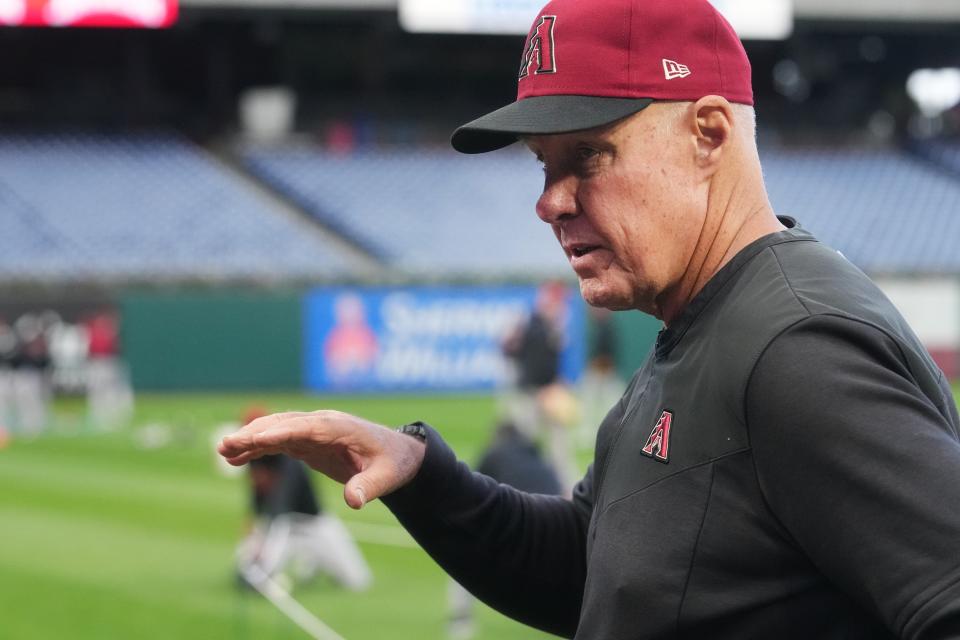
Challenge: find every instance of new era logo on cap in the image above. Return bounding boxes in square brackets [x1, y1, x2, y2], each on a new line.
[663, 59, 691, 80]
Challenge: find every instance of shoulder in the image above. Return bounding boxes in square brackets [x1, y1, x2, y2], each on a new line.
[745, 239, 946, 411]
[742, 313, 960, 637]
[690, 235, 943, 431]
[745, 312, 957, 472]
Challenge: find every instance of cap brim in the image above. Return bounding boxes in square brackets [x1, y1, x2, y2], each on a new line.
[451, 95, 654, 154]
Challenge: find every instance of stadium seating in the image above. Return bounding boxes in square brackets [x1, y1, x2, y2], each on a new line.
[0, 134, 361, 281]
[0, 134, 957, 281]
[761, 146, 960, 273]
[246, 143, 960, 277]
[908, 139, 960, 178]
[243, 146, 569, 277]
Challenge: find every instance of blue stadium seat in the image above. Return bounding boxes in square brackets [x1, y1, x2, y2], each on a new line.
[243, 146, 569, 277]
[1, 135, 956, 281]
[0, 134, 360, 281]
[761, 146, 960, 273]
[246, 142, 960, 276]
[908, 139, 960, 177]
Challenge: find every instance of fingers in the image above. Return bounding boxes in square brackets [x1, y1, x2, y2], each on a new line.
[343, 479, 367, 510]
[252, 415, 349, 448]
[217, 409, 426, 509]
[217, 411, 305, 457]
[221, 449, 266, 467]
[342, 433, 427, 510]
[217, 410, 362, 462]
[343, 458, 397, 510]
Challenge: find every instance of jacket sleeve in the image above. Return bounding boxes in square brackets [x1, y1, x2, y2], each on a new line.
[746, 314, 960, 640]
[381, 424, 593, 638]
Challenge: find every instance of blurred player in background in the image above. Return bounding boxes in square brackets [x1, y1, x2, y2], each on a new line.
[447, 420, 562, 639]
[0, 317, 16, 432]
[236, 408, 371, 593]
[576, 306, 623, 447]
[11, 312, 51, 435]
[84, 309, 134, 430]
[501, 280, 579, 489]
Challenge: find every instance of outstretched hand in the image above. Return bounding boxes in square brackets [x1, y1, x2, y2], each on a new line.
[218, 410, 426, 510]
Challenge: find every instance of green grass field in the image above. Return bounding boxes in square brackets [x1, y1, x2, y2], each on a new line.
[3, 386, 958, 639]
[0, 392, 559, 640]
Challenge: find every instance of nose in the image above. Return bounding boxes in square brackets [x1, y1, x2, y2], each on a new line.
[535, 173, 578, 225]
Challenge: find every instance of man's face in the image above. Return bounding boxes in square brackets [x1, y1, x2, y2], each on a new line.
[525, 105, 707, 317]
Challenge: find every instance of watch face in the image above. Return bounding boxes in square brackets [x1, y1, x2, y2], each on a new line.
[399, 422, 428, 442]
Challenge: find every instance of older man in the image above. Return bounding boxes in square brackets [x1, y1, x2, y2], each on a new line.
[219, 0, 960, 637]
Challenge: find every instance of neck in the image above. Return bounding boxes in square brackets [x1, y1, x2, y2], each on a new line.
[658, 161, 783, 326]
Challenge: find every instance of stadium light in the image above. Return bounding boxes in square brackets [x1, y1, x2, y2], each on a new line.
[399, 0, 793, 40]
[907, 68, 960, 118]
[709, 0, 793, 40]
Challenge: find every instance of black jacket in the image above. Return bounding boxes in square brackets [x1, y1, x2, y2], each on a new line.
[384, 220, 960, 639]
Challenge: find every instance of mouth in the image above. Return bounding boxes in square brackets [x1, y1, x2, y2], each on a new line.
[569, 244, 602, 259]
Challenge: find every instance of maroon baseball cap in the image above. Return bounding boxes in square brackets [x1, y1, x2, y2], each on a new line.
[451, 0, 754, 154]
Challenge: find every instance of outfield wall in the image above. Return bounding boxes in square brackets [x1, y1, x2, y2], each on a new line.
[116, 279, 958, 391]
[121, 290, 303, 390]
[119, 287, 663, 391]
[875, 278, 960, 379]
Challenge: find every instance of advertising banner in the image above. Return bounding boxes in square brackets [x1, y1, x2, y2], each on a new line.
[304, 286, 585, 393]
[0, 0, 179, 28]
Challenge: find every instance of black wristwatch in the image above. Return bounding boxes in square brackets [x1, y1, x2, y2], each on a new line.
[396, 421, 428, 442]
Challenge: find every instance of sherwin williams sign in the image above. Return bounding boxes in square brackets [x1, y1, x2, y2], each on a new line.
[304, 286, 585, 392]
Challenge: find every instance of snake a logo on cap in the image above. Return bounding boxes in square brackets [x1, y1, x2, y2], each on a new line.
[518, 15, 557, 79]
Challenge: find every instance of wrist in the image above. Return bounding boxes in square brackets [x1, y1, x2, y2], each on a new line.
[395, 421, 428, 442]
[394, 421, 428, 486]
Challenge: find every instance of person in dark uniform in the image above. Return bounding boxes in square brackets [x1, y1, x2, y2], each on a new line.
[577, 306, 624, 447]
[476, 422, 563, 497]
[236, 410, 371, 592]
[11, 313, 51, 434]
[0, 317, 19, 431]
[249, 454, 321, 521]
[501, 281, 579, 488]
[220, 0, 960, 637]
[502, 283, 565, 396]
[447, 422, 563, 638]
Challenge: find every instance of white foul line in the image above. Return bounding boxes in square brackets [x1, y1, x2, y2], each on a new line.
[241, 565, 347, 640]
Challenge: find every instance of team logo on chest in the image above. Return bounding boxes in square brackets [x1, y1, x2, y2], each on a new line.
[641, 410, 673, 464]
[518, 15, 557, 79]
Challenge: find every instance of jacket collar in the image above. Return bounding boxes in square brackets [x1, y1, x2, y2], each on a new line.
[654, 216, 814, 360]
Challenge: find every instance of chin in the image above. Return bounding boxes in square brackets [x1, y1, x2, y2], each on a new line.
[578, 278, 633, 311]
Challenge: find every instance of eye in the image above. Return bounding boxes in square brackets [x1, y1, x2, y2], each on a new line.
[574, 146, 604, 174]
[576, 146, 600, 161]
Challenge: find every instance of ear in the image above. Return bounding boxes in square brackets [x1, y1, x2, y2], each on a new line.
[692, 96, 734, 171]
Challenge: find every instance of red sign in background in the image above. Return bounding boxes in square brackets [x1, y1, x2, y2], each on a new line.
[0, 0, 178, 28]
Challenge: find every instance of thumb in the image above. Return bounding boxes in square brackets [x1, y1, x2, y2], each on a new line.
[343, 460, 401, 510]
